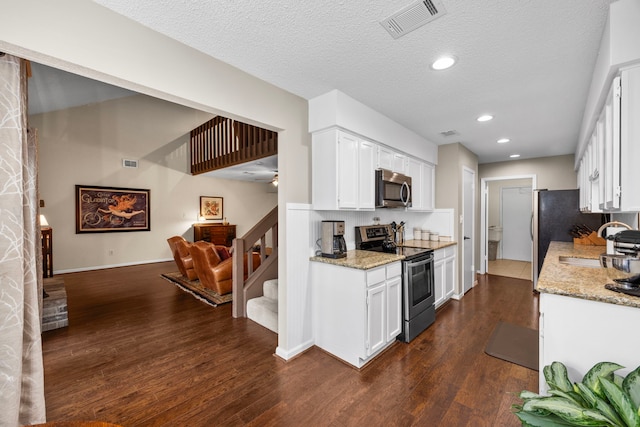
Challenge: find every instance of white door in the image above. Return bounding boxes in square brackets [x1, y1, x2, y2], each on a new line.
[501, 187, 532, 262]
[462, 167, 475, 294]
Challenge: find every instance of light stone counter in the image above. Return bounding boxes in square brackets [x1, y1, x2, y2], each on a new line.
[310, 249, 404, 270]
[536, 241, 640, 309]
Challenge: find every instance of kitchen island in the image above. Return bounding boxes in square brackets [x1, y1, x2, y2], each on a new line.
[536, 241, 640, 392]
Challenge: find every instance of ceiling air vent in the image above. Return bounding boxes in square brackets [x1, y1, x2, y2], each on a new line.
[122, 159, 138, 169]
[380, 0, 447, 39]
[440, 130, 458, 137]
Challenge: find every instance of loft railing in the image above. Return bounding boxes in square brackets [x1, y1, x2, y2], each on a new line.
[190, 116, 278, 175]
[231, 206, 278, 318]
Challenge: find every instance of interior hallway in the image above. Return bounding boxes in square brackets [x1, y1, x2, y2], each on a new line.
[42, 262, 538, 426]
[488, 259, 533, 281]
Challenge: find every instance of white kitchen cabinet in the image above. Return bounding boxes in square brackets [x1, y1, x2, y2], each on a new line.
[433, 245, 456, 307]
[579, 66, 640, 212]
[377, 145, 407, 174]
[312, 128, 376, 210]
[312, 260, 402, 368]
[378, 145, 394, 170]
[406, 157, 435, 212]
[539, 293, 640, 393]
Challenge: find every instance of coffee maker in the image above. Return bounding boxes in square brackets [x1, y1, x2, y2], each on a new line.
[321, 220, 347, 258]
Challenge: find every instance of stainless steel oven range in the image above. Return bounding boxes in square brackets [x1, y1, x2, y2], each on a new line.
[355, 224, 435, 343]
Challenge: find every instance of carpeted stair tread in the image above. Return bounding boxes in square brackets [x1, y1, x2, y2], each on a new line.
[263, 279, 278, 300]
[247, 296, 278, 333]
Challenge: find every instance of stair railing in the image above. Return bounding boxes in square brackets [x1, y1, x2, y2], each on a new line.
[232, 206, 278, 318]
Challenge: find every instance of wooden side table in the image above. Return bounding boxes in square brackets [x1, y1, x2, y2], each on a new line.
[41, 226, 53, 278]
[193, 223, 236, 246]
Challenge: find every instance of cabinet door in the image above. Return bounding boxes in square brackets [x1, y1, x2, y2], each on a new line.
[337, 132, 359, 209]
[386, 276, 402, 341]
[393, 153, 407, 174]
[366, 283, 386, 356]
[358, 140, 376, 209]
[422, 163, 435, 211]
[433, 258, 445, 307]
[444, 255, 456, 299]
[406, 158, 422, 210]
[378, 146, 394, 170]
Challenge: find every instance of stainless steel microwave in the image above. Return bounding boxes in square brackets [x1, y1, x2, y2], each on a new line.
[375, 168, 412, 208]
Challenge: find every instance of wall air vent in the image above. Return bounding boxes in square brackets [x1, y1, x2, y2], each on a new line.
[380, 0, 447, 39]
[122, 159, 138, 168]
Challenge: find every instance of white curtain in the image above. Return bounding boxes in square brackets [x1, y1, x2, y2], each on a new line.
[0, 54, 46, 426]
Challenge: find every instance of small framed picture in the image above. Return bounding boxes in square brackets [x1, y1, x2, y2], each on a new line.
[200, 196, 223, 220]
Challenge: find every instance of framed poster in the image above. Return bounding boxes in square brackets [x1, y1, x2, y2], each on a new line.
[200, 196, 223, 220]
[76, 185, 150, 233]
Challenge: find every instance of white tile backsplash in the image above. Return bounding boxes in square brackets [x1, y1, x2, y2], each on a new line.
[313, 208, 455, 250]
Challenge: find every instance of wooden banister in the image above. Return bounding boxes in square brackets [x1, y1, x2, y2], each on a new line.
[232, 206, 278, 318]
[190, 116, 277, 175]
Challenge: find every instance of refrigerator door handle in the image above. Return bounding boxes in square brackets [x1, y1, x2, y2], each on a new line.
[530, 213, 533, 240]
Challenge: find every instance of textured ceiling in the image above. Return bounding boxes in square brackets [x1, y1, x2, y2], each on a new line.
[89, 1, 614, 164]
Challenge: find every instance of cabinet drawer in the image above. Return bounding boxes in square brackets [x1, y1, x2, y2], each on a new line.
[366, 267, 386, 286]
[444, 245, 456, 258]
[386, 262, 401, 279]
[434, 248, 446, 262]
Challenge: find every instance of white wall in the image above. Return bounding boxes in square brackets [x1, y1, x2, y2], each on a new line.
[1, 0, 309, 356]
[479, 154, 577, 190]
[31, 94, 278, 272]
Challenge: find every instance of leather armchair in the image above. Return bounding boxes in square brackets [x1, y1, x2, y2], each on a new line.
[167, 236, 198, 281]
[189, 241, 262, 295]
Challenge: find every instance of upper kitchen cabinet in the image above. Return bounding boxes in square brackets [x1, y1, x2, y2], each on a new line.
[407, 157, 435, 212]
[312, 128, 376, 210]
[579, 66, 640, 212]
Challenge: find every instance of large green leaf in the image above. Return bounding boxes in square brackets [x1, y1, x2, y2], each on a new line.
[523, 397, 616, 426]
[600, 377, 640, 427]
[550, 389, 588, 408]
[545, 361, 574, 393]
[574, 382, 625, 427]
[515, 410, 577, 426]
[622, 366, 640, 411]
[584, 362, 625, 398]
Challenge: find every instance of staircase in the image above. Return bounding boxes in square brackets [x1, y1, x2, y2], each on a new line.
[246, 279, 278, 333]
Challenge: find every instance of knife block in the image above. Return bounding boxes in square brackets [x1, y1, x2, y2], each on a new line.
[573, 231, 606, 246]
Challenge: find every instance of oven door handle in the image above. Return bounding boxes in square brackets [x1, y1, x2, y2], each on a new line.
[405, 256, 433, 268]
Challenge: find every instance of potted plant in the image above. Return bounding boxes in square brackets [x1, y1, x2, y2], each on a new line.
[513, 361, 640, 426]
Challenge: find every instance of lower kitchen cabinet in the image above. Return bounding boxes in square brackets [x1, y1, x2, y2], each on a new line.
[434, 245, 456, 307]
[312, 261, 402, 368]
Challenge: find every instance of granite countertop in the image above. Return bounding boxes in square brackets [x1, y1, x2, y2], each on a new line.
[536, 241, 640, 308]
[310, 250, 404, 270]
[401, 239, 457, 250]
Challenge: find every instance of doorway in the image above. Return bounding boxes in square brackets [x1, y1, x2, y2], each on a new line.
[480, 175, 536, 280]
[462, 167, 475, 293]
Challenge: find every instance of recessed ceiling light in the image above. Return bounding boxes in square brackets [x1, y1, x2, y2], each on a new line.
[497, 138, 510, 144]
[431, 55, 456, 70]
[510, 154, 520, 158]
[477, 115, 493, 122]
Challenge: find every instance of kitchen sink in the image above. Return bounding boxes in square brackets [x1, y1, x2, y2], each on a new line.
[558, 256, 601, 268]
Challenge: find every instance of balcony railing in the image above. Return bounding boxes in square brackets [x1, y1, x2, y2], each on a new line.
[190, 116, 278, 175]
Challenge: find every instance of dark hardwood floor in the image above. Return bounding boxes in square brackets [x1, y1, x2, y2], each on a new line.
[42, 263, 538, 426]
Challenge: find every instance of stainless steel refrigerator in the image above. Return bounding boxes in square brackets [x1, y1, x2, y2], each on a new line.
[532, 189, 605, 286]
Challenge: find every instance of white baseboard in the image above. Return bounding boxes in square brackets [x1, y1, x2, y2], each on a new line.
[275, 339, 314, 361]
[54, 258, 173, 275]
